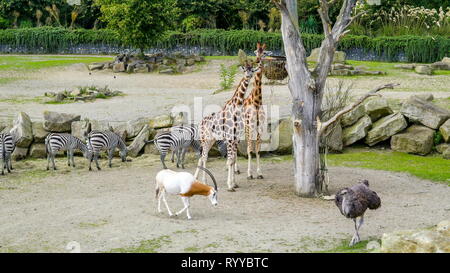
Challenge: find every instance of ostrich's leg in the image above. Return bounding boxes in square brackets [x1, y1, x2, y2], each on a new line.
[349, 218, 361, 246]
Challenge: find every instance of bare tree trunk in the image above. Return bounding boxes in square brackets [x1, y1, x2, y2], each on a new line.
[274, 0, 372, 197]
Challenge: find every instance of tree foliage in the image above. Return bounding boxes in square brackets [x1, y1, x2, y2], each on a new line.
[94, 0, 179, 53]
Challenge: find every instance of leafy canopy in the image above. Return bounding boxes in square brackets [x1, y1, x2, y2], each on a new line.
[94, 0, 179, 52]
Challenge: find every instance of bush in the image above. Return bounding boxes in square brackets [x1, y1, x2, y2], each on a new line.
[0, 16, 9, 29]
[0, 27, 449, 63]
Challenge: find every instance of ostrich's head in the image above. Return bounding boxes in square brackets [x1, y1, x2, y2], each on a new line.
[359, 179, 369, 187]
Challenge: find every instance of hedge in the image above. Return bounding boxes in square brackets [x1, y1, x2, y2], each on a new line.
[0, 27, 449, 63]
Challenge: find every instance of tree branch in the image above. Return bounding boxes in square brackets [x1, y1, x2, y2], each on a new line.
[318, 83, 400, 135]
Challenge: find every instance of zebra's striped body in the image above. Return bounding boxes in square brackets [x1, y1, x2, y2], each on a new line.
[0, 133, 17, 175]
[45, 133, 91, 170]
[87, 130, 127, 170]
[148, 125, 227, 169]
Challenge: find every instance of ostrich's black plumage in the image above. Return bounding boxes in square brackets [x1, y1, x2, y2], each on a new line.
[335, 180, 381, 246]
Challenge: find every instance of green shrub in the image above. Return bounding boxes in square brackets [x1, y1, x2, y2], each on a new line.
[0, 27, 449, 63]
[0, 16, 9, 29]
[219, 63, 238, 91]
[19, 19, 33, 28]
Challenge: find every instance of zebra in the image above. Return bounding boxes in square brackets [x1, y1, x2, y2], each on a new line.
[45, 133, 91, 171]
[146, 125, 227, 169]
[0, 133, 18, 175]
[87, 130, 128, 171]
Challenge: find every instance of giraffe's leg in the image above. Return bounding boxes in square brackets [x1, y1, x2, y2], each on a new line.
[246, 125, 253, 180]
[256, 132, 263, 179]
[226, 158, 234, 192]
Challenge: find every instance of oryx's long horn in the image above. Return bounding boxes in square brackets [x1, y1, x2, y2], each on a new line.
[196, 166, 217, 191]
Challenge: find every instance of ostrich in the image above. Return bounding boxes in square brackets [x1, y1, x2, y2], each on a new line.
[335, 180, 381, 246]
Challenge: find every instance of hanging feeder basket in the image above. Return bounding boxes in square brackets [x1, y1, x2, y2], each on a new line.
[263, 56, 288, 81]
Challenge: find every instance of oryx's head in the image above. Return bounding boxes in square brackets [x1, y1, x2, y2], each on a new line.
[196, 166, 218, 206]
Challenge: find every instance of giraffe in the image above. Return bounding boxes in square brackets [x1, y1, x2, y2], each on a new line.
[243, 42, 268, 180]
[195, 60, 259, 191]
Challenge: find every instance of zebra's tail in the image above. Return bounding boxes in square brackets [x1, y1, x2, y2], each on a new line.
[144, 139, 155, 144]
[44, 135, 50, 156]
[1, 135, 5, 163]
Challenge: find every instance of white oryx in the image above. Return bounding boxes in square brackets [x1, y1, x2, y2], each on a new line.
[155, 166, 218, 220]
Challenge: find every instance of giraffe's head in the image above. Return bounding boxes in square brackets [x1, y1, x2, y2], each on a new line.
[254, 42, 272, 59]
[240, 60, 260, 79]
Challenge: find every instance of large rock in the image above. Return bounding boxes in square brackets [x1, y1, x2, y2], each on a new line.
[342, 115, 372, 146]
[307, 48, 346, 63]
[436, 143, 450, 154]
[364, 97, 393, 122]
[400, 97, 450, 129]
[412, 93, 434, 102]
[443, 148, 450, 159]
[381, 220, 450, 253]
[0, 119, 12, 132]
[365, 113, 408, 146]
[149, 115, 173, 130]
[11, 147, 28, 161]
[90, 120, 111, 131]
[391, 125, 435, 155]
[127, 125, 150, 157]
[274, 117, 293, 154]
[32, 122, 49, 143]
[10, 112, 33, 148]
[439, 119, 450, 142]
[430, 61, 450, 70]
[88, 63, 105, 71]
[29, 143, 47, 158]
[322, 123, 343, 152]
[71, 119, 91, 140]
[127, 118, 150, 139]
[414, 65, 433, 75]
[442, 57, 450, 64]
[43, 111, 81, 133]
[341, 104, 366, 127]
[109, 122, 128, 141]
[113, 62, 126, 73]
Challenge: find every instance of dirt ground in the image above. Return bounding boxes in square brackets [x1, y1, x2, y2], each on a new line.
[0, 154, 449, 253]
[1, 57, 449, 122]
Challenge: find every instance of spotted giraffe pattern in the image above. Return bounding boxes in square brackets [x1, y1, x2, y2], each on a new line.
[243, 43, 267, 180]
[195, 60, 259, 191]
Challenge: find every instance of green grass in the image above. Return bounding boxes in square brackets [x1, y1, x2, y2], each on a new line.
[317, 239, 377, 253]
[204, 56, 238, 61]
[0, 55, 113, 71]
[327, 148, 450, 185]
[107, 235, 171, 253]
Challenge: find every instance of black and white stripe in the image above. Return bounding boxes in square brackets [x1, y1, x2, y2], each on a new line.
[45, 133, 91, 170]
[147, 125, 227, 169]
[0, 133, 17, 175]
[87, 130, 127, 170]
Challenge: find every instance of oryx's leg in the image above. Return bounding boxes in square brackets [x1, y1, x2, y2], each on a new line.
[161, 191, 173, 217]
[175, 196, 191, 219]
[157, 187, 163, 213]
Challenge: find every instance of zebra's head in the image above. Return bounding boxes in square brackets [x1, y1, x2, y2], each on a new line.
[120, 147, 127, 162]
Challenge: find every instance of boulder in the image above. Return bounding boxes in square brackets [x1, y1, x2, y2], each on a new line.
[43, 111, 81, 133]
[88, 63, 104, 71]
[71, 119, 91, 140]
[134, 66, 149, 73]
[32, 122, 49, 143]
[322, 123, 343, 152]
[10, 112, 33, 148]
[144, 143, 160, 155]
[390, 125, 435, 155]
[172, 112, 188, 126]
[186, 58, 196, 66]
[342, 115, 372, 146]
[149, 115, 173, 130]
[11, 147, 28, 161]
[330, 69, 351, 76]
[439, 119, 450, 142]
[381, 221, 450, 253]
[341, 104, 366, 127]
[412, 93, 434, 102]
[414, 65, 433, 75]
[400, 97, 450, 129]
[364, 97, 393, 122]
[0, 119, 12, 133]
[443, 148, 450, 159]
[113, 62, 126, 73]
[274, 117, 293, 154]
[332, 64, 354, 70]
[194, 55, 205, 62]
[436, 143, 450, 154]
[29, 143, 47, 158]
[159, 68, 175, 74]
[307, 48, 346, 63]
[394, 63, 416, 70]
[442, 57, 450, 64]
[90, 120, 111, 131]
[109, 122, 128, 141]
[365, 113, 407, 146]
[127, 117, 150, 139]
[127, 125, 150, 157]
[430, 61, 450, 70]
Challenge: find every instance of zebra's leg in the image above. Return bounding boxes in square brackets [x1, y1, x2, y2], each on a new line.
[67, 150, 71, 166]
[181, 148, 187, 169]
[8, 156, 13, 170]
[46, 151, 51, 171]
[256, 133, 263, 179]
[88, 155, 93, 171]
[94, 153, 101, 170]
[160, 153, 168, 169]
[108, 149, 113, 168]
[175, 148, 181, 168]
[0, 155, 4, 175]
[6, 155, 11, 173]
[71, 150, 76, 168]
[171, 150, 175, 163]
[51, 153, 57, 170]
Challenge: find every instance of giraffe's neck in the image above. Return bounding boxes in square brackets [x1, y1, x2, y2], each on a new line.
[247, 57, 264, 106]
[227, 77, 250, 107]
